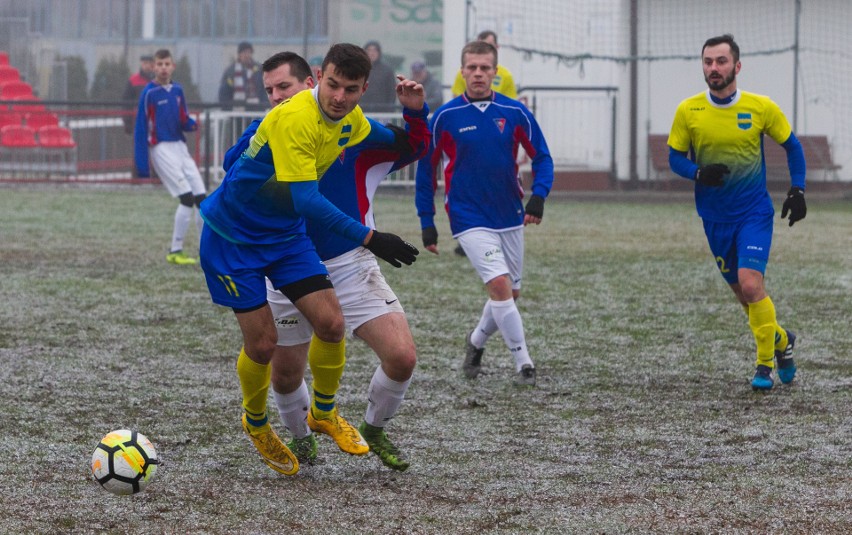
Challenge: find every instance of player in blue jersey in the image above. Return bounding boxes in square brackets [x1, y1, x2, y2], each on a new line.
[416, 40, 554, 387]
[667, 34, 805, 391]
[134, 48, 206, 266]
[199, 44, 424, 476]
[223, 51, 429, 470]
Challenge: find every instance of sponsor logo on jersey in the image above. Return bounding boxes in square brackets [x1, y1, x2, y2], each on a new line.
[459, 125, 477, 133]
[494, 118, 506, 133]
[737, 113, 752, 130]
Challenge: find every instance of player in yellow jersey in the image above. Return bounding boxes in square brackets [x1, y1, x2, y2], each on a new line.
[199, 44, 425, 475]
[667, 34, 805, 391]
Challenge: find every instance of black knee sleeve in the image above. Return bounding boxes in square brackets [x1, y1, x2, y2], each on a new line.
[178, 192, 194, 207]
[193, 193, 206, 207]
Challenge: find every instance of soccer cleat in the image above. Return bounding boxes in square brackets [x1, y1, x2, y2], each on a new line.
[462, 330, 484, 379]
[286, 434, 318, 465]
[751, 365, 774, 391]
[358, 422, 410, 472]
[166, 250, 198, 265]
[308, 408, 369, 456]
[514, 364, 536, 387]
[775, 330, 797, 384]
[241, 414, 299, 475]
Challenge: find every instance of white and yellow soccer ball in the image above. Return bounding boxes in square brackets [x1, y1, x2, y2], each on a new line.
[91, 429, 160, 495]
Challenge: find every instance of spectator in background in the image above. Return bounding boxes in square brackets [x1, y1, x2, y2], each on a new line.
[123, 54, 154, 135]
[451, 30, 517, 99]
[218, 41, 264, 108]
[410, 59, 442, 113]
[359, 40, 398, 112]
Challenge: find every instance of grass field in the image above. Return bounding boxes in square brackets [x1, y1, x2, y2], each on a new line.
[1, 185, 850, 534]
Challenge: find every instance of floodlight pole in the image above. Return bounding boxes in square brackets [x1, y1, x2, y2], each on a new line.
[628, 0, 639, 186]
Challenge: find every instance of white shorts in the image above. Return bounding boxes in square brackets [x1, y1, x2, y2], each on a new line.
[457, 227, 524, 290]
[149, 141, 206, 197]
[268, 247, 404, 346]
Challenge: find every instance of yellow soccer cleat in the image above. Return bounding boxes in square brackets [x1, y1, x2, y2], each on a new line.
[241, 414, 299, 475]
[166, 250, 198, 266]
[308, 408, 369, 456]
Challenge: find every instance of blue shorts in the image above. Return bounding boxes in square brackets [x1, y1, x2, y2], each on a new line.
[199, 226, 328, 310]
[702, 213, 773, 285]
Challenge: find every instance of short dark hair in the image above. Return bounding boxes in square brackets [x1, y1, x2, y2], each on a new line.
[702, 34, 740, 63]
[461, 40, 498, 67]
[477, 30, 498, 44]
[322, 43, 372, 81]
[154, 49, 171, 60]
[262, 51, 313, 81]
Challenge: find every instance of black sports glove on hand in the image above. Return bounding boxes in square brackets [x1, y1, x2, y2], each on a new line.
[365, 230, 419, 268]
[780, 187, 806, 227]
[385, 123, 413, 157]
[525, 194, 545, 218]
[422, 226, 438, 248]
[695, 164, 730, 187]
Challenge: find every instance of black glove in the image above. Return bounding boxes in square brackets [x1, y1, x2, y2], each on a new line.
[385, 123, 413, 157]
[525, 194, 545, 219]
[422, 226, 438, 248]
[780, 187, 806, 227]
[695, 164, 730, 187]
[364, 230, 419, 268]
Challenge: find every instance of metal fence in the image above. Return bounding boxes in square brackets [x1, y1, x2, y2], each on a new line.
[1, 87, 618, 186]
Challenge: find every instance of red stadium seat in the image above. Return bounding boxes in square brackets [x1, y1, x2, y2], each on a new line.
[0, 80, 34, 99]
[0, 64, 19, 84]
[0, 51, 8, 65]
[0, 111, 23, 129]
[37, 125, 76, 148]
[25, 111, 59, 129]
[0, 124, 40, 177]
[0, 124, 37, 147]
[37, 125, 78, 176]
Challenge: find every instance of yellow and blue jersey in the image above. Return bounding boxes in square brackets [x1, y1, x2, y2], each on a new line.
[201, 87, 372, 245]
[668, 90, 793, 222]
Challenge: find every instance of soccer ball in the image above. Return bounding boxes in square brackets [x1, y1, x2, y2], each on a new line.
[91, 429, 160, 495]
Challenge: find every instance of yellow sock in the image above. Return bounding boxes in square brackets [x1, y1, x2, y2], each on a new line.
[308, 333, 345, 419]
[774, 326, 789, 352]
[236, 347, 271, 431]
[748, 296, 778, 368]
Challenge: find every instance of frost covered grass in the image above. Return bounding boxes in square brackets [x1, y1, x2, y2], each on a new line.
[1, 186, 850, 533]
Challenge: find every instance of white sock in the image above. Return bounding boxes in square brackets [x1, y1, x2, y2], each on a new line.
[170, 204, 193, 253]
[489, 298, 533, 371]
[471, 299, 500, 348]
[365, 366, 411, 427]
[272, 380, 311, 439]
